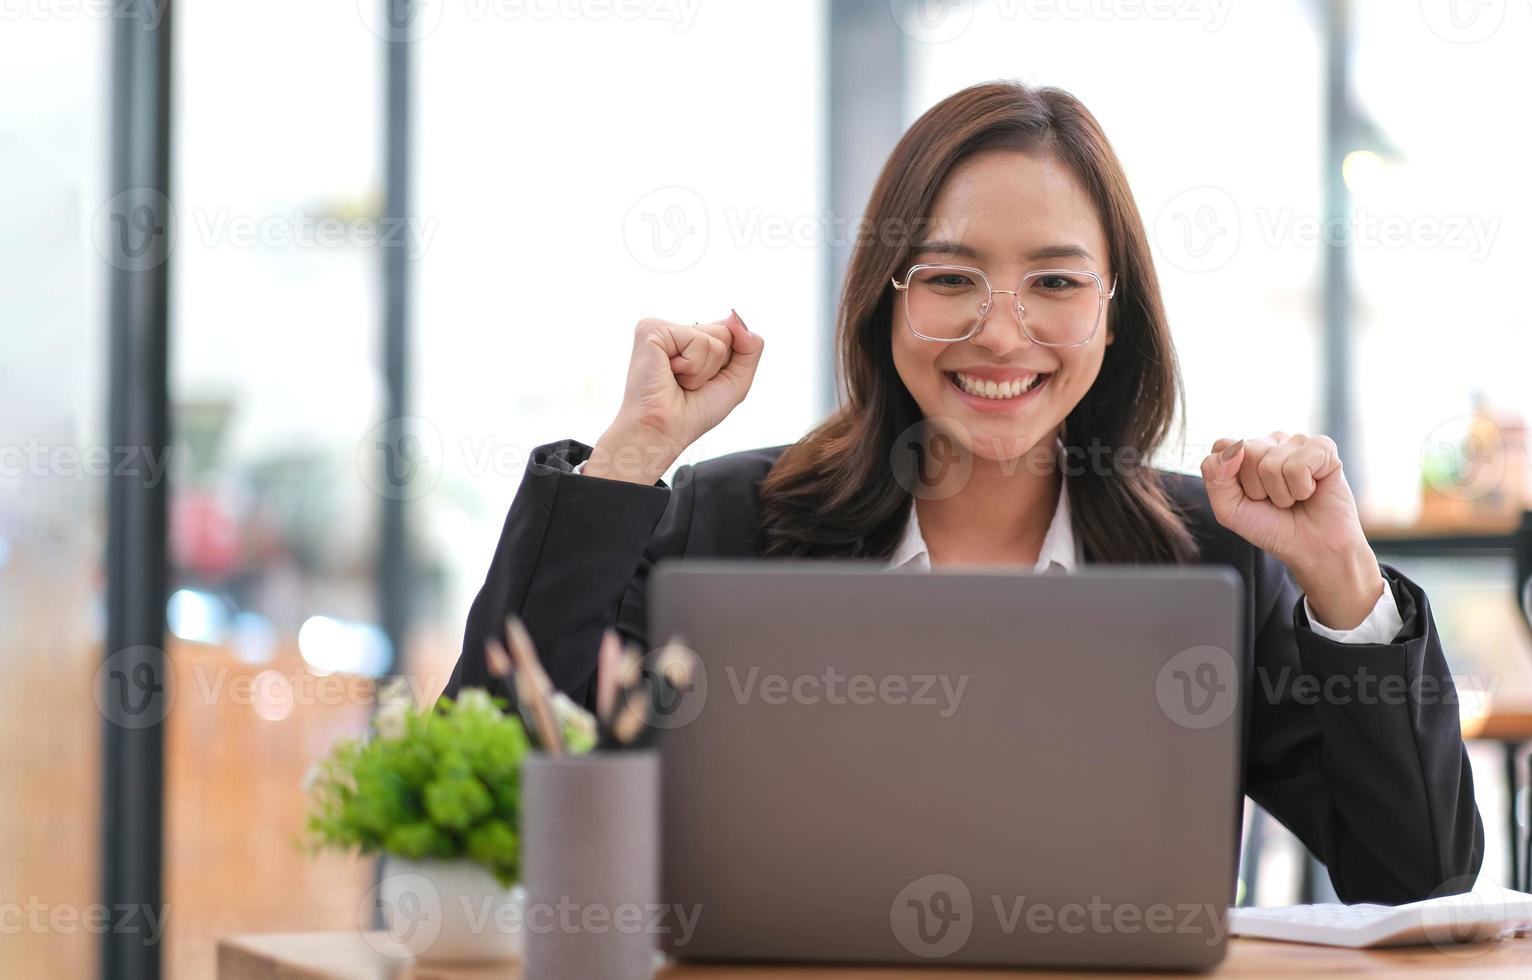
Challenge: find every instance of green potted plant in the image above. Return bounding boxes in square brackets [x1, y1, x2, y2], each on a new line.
[305, 683, 537, 963]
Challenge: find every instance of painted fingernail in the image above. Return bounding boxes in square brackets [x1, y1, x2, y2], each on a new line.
[730, 307, 751, 333]
[1220, 440, 1245, 461]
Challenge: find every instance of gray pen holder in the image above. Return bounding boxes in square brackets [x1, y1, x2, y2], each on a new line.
[522, 750, 660, 980]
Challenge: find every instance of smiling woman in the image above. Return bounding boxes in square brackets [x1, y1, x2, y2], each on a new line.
[759, 87, 1191, 566]
[448, 79, 1484, 910]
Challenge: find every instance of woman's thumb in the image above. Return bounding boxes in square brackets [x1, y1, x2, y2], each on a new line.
[1200, 440, 1245, 519]
[718, 309, 764, 386]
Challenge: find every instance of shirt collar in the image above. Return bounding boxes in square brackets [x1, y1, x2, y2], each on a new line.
[888, 450, 1079, 573]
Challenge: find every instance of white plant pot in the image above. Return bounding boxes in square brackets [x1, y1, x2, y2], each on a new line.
[378, 856, 525, 964]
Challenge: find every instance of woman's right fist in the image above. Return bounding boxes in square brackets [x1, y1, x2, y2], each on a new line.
[584, 311, 764, 485]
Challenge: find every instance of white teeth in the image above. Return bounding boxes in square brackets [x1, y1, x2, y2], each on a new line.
[951, 371, 1042, 399]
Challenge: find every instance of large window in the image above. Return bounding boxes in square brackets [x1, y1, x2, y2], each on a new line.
[158, 3, 829, 972]
[0, 13, 109, 978]
[1348, 0, 1532, 530]
[164, 2, 384, 974]
[412, 0, 828, 690]
[906, 1, 1324, 478]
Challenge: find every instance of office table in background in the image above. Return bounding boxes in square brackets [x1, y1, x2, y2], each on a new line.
[216, 931, 1532, 979]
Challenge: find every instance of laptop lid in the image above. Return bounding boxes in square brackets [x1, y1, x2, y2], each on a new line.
[649, 560, 1243, 971]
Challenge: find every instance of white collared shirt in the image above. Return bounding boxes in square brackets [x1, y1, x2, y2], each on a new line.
[889, 480, 1080, 573]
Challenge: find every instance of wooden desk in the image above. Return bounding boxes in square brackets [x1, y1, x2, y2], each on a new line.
[1464, 707, 1532, 743]
[218, 931, 1532, 979]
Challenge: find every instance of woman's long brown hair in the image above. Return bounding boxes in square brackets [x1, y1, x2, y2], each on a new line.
[757, 80, 1196, 564]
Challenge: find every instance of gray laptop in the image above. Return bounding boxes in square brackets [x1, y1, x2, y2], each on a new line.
[648, 560, 1244, 971]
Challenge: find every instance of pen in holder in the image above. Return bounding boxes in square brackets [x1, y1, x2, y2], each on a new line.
[522, 750, 660, 980]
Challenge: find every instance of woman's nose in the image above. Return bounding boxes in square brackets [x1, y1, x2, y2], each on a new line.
[970, 296, 1031, 354]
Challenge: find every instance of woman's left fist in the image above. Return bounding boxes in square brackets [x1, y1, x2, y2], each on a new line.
[1200, 432, 1385, 630]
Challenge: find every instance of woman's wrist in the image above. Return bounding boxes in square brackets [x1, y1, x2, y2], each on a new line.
[1291, 542, 1387, 631]
[582, 423, 682, 486]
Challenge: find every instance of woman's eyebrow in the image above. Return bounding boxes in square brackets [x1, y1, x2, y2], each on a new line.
[1027, 243, 1095, 263]
[911, 239, 981, 259]
[911, 240, 1096, 263]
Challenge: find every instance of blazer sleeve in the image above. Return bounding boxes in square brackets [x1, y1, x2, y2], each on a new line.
[443, 438, 697, 710]
[1242, 553, 1486, 904]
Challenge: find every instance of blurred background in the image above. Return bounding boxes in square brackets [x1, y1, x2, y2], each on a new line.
[3, 0, 1531, 976]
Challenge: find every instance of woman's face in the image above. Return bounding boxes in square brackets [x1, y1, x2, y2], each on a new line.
[891, 148, 1114, 463]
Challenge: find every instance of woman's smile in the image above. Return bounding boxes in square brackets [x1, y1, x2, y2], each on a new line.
[943, 367, 1054, 412]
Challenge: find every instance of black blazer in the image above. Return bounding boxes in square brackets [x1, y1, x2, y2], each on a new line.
[447, 438, 1485, 906]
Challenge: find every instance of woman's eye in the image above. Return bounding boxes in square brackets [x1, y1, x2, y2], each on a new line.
[922, 273, 975, 288]
[1033, 274, 1083, 291]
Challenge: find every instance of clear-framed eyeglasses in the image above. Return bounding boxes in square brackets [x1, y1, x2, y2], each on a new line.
[890, 263, 1119, 347]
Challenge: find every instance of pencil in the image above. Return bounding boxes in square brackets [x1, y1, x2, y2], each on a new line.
[597, 628, 622, 725]
[502, 616, 565, 757]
